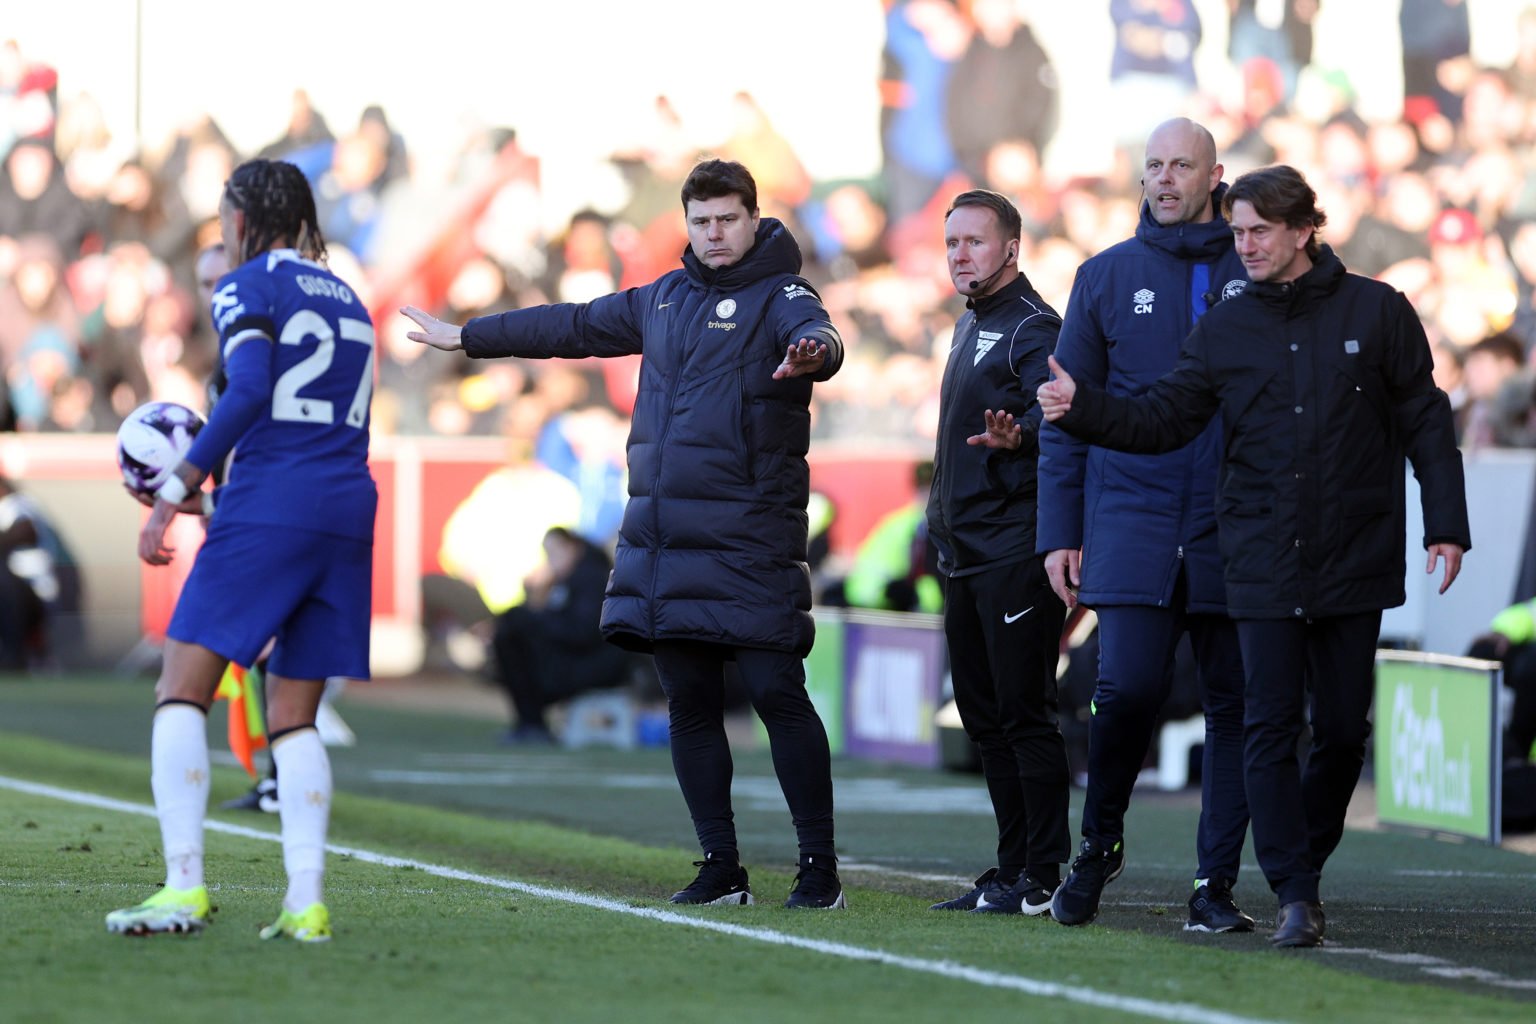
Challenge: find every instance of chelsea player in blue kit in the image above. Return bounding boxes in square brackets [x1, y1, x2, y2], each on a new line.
[106, 159, 377, 943]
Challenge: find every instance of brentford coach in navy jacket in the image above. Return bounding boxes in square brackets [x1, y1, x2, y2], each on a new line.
[403, 159, 848, 911]
[1037, 118, 1253, 936]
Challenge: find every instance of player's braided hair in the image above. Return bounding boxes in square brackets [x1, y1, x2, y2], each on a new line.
[221, 158, 327, 266]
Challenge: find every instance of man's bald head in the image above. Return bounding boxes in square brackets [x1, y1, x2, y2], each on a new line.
[1149, 118, 1217, 168]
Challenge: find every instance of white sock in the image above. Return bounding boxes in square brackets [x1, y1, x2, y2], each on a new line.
[150, 703, 209, 891]
[273, 728, 331, 911]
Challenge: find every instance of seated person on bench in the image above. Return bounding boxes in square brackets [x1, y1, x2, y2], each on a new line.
[494, 526, 630, 744]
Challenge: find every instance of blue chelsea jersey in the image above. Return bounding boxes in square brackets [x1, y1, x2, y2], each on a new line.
[208, 249, 377, 541]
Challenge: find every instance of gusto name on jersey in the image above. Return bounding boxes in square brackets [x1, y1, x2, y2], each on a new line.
[295, 274, 358, 305]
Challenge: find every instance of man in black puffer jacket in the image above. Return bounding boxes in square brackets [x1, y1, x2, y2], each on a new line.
[402, 160, 847, 910]
[1041, 165, 1470, 948]
[924, 189, 1070, 919]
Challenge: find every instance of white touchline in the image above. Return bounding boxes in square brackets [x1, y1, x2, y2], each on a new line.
[2, 774, 1283, 1024]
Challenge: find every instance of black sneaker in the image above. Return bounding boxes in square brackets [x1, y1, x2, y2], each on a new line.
[785, 854, 846, 909]
[929, 867, 999, 911]
[1049, 838, 1125, 926]
[972, 874, 1055, 916]
[668, 855, 753, 905]
[220, 777, 277, 813]
[1185, 881, 1256, 933]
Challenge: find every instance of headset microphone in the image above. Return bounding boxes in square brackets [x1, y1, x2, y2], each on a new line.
[965, 246, 1018, 293]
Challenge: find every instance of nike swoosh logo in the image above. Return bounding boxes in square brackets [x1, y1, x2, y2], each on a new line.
[658, 302, 673, 308]
[1003, 608, 1034, 624]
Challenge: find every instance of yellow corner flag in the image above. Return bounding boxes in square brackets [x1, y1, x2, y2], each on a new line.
[214, 663, 268, 776]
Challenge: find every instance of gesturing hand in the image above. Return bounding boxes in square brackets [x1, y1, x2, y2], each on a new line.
[772, 338, 828, 380]
[1037, 355, 1077, 421]
[966, 409, 1023, 449]
[1427, 542, 1465, 595]
[400, 306, 465, 352]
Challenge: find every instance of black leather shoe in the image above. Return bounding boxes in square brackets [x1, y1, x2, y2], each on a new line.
[1270, 900, 1325, 947]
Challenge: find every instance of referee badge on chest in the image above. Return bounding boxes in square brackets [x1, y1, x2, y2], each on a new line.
[975, 330, 1002, 365]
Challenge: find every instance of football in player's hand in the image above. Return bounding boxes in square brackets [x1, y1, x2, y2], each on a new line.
[116, 401, 205, 498]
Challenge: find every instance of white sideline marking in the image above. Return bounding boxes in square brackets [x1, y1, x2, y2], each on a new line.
[1, 774, 1278, 1024]
[1321, 947, 1536, 991]
[1394, 870, 1536, 880]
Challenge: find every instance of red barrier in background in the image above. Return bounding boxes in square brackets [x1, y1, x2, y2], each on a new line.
[0, 433, 922, 673]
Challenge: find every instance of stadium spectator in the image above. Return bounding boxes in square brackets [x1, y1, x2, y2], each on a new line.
[1039, 164, 1470, 948]
[0, 232, 79, 365]
[1465, 600, 1536, 831]
[1428, 334, 1469, 437]
[55, 90, 130, 207]
[1468, 600, 1536, 766]
[1227, 0, 1317, 105]
[879, 0, 970, 226]
[106, 158, 377, 944]
[541, 209, 622, 304]
[150, 113, 239, 268]
[0, 136, 92, 258]
[0, 473, 79, 669]
[1399, 0, 1472, 122]
[1459, 331, 1524, 448]
[944, 0, 1059, 188]
[313, 109, 402, 265]
[1108, 0, 1204, 148]
[924, 188, 1069, 917]
[1506, 222, 1536, 353]
[79, 242, 160, 422]
[1, 6, 1534, 560]
[93, 158, 183, 263]
[0, 14, 1531, 465]
[357, 104, 409, 191]
[402, 158, 848, 910]
[257, 88, 335, 163]
[491, 526, 631, 744]
[1483, 349, 1536, 449]
[1511, 7, 1536, 105]
[1037, 118, 1253, 933]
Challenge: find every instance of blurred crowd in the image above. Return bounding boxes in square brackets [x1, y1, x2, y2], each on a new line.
[5, 0, 1536, 480]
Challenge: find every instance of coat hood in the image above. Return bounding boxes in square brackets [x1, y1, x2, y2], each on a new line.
[1136, 182, 1235, 263]
[681, 216, 803, 288]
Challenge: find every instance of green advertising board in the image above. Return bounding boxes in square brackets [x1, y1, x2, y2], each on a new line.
[1373, 650, 1502, 845]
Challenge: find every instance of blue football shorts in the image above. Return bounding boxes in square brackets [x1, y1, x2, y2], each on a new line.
[168, 519, 372, 680]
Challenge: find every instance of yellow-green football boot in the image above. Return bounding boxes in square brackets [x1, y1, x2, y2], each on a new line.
[105, 885, 212, 935]
[259, 902, 332, 943]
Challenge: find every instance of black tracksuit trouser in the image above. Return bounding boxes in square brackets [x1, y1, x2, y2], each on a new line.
[943, 556, 1071, 884]
[652, 639, 836, 861]
[1235, 611, 1382, 906]
[1082, 574, 1250, 884]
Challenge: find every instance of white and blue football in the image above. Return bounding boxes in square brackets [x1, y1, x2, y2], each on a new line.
[116, 401, 205, 497]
